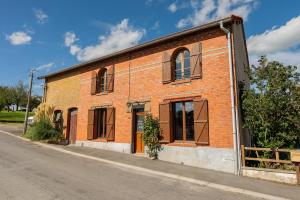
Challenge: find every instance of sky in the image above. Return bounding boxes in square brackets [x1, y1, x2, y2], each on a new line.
[1, 0, 300, 95]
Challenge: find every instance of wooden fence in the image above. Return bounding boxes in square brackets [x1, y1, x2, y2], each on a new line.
[241, 145, 300, 185]
[241, 145, 293, 167]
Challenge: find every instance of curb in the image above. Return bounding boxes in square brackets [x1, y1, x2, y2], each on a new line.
[0, 130, 291, 200]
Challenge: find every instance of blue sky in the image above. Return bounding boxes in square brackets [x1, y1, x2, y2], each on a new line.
[1, 0, 300, 95]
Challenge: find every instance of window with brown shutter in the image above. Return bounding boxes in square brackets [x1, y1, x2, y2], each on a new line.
[190, 43, 202, 79]
[193, 99, 209, 145]
[107, 65, 114, 92]
[106, 107, 115, 141]
[87, 109, 95, 140]
[162, 51, 172, 84]
[91, 71, 97, 95]
[159, 102, 172, 143]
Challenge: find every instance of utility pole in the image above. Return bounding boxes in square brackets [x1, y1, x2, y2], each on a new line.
[23, 70, 34, 135]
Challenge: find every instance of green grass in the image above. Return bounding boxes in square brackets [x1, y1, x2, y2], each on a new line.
[0, 111, 34, 122]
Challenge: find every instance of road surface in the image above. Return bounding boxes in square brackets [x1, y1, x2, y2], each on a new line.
[0, 132, 265, 200]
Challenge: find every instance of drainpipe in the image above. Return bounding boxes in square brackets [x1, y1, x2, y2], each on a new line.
[219, 21, 241, 175]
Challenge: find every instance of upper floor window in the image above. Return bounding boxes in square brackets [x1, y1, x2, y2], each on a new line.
[174, 49, 190, 80]
[98, 69, 107, 93]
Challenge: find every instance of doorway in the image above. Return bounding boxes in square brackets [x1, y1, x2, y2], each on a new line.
[67, 108, 78, 144]
[132, 107, 145, 153]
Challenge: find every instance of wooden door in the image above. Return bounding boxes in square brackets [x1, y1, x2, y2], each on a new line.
[135, 112, 145, 153]
[69, 109, 78, 144]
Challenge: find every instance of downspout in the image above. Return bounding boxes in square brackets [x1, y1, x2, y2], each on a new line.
[219, 21, 241, 175]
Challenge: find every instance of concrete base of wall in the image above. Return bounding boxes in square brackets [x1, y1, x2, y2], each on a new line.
[158, 146, 236, 174]
[75, 141, 131, 154]
[74, 141, 236, 173]
[243, 167, 297, 185]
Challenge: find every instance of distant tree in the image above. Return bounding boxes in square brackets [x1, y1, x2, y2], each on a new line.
[0, 86, 14, 112]
[12, 80, 27, 111]
[30, 95, 42, 111]
[242, 56, 300, 149]
[0, 87, 5, 111]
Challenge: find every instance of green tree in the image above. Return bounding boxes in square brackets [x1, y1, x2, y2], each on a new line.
[0, 86, 14, 112]
[30, 95, 42, 111]
[242, 56, 300, 149]
[12, 80, 27, 111]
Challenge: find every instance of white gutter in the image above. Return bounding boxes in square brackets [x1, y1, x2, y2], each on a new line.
[219, 21, 241, 175]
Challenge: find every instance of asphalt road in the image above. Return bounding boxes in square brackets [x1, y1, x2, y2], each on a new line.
[0, 132, 262, 200]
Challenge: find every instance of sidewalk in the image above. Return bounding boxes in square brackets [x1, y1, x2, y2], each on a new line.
[0, 123, 299, 200]
[58, 144, 299, 200]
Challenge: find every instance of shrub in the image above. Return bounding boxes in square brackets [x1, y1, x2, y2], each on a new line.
[25, 118, 64, 142]
[142, 114, 161, 159]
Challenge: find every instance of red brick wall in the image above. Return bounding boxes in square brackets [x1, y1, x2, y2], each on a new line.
[46, 28, 237, 149]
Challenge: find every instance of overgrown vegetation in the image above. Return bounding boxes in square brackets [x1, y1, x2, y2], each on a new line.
[142, 114, 161, 159]
[242, 56, 300, 149]
[24, 103, 64, 143]
[241, 56, 300, 169]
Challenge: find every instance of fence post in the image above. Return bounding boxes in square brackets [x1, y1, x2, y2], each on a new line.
[241, 145, 245, 167]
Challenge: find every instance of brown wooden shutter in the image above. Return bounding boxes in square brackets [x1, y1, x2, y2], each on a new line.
[162, 51, 172, 84]
[159, 102, 172, 143]
[107, 65, 114, 92]
[87, 109, 95, 140]
[91, 71, 97, 95]
[194, 99, 209, 145]
[106, 107, 115, 141]
[190, 43, 202, 79]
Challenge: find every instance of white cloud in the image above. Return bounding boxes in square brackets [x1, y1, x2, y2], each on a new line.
[34, 9, 48, 24]
[176, 0, 257, 29]
[64, 32, 79, 47]
[6, 31, 32, 45]
[35, 62, 55, 72]
[168, 3, 178, 13]
[247, 15, 300, 71]
[247, 15, 300, 55]
[64, 19, 146, 62]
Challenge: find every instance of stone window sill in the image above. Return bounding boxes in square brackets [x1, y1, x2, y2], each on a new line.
[95, 91, 108, 96]
[171, 79, 191, 85]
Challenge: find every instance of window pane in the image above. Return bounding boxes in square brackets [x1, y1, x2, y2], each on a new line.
[173, 102, 183, 140]
[100, 70, 107, 92]
[184, 50, 190, 78]
[96, 109, 106, 138]
[175, 53, 182, 80]
[185, 101, 194, 141]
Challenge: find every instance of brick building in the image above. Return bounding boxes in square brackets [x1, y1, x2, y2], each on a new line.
[39, 15, 250, 174]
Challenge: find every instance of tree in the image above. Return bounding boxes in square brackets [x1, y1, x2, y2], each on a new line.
[0, 86, 14, 112]
[12, 80, 27, 111]
[0, 87, 5, 111]
[242, 56, 300, 149]
[30, 95, 42, 111]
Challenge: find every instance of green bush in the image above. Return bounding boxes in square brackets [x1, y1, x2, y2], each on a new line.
[142, 114, 161, 159]
[25, 118, 64, 142]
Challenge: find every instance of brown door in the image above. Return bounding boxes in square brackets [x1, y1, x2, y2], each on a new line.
[135, 112, 145, 153]
[68, 109, 78, 144]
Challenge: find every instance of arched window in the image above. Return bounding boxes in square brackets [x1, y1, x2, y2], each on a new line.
[174, 49, 190, 80]
[98, 69, 107, 93]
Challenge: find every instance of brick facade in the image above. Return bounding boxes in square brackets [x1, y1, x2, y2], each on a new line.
[42, 16, 249, 173]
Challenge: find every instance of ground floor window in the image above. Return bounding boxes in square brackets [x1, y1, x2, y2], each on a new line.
[94, 108, 107, 138]
[173, 101, 194, 141]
